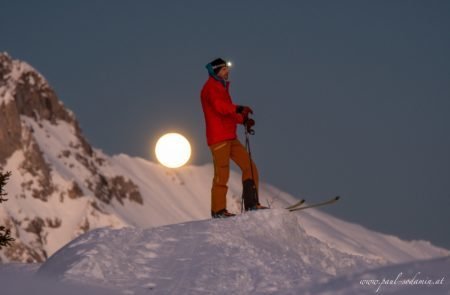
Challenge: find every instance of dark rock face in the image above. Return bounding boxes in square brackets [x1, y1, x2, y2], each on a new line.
[92, 175, 144, 205]
[0, 102, 21, 165]
[0, 54, 13, 81]
[19, 126, 55, 202]
[14, 71, 73, 124]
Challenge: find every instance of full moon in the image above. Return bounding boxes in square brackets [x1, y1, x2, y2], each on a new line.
[155, 133, 191, 168]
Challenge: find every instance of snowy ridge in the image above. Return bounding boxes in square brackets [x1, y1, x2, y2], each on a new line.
[37, 209, 449, 294]
[296, 208, 444, 264]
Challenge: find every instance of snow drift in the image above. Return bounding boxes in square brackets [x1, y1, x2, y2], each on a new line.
[37, 209, 449, 294]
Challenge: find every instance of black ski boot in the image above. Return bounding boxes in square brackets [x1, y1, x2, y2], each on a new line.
[242, 179, 269, 211]
[241, 179, 259, 210]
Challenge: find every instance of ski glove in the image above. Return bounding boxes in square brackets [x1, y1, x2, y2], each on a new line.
[236, 105, 253, 118]
[245, 118, 255, 134]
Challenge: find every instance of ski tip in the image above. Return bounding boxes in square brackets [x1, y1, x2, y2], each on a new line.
[335, 196, 341, 200]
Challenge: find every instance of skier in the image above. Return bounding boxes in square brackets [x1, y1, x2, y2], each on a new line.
[201, 58, 267, 218]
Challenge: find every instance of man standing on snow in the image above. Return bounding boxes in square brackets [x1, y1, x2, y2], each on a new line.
[201, 58, 267, 218]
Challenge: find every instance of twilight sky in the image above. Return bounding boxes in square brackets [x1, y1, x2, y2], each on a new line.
[1, 1, 449, 248]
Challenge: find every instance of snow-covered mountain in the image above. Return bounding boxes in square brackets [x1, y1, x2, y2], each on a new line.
[1, 52, 142, 262]
[0, 53, 449, 294]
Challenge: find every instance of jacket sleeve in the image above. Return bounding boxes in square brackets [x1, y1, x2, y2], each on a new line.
[207, 84, 245, 124]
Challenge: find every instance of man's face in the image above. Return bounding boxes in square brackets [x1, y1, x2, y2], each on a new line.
[217, 66, 230, 80]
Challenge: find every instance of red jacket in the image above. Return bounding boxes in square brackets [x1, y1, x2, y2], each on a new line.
[201, 76, 244, 146]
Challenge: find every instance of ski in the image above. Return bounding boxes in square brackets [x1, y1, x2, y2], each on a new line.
[289, 196, 340, 212]
[285, 199, 306, 210]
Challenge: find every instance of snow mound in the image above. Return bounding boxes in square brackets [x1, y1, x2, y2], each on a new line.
[37, 209, 447, 294]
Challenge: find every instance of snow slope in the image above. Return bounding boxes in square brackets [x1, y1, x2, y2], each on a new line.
[0, 263, 119, 295]
[37, 209, 450, 294]
[1, 260, 449, 295]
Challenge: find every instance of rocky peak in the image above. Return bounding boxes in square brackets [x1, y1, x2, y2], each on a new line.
[1, 52, 70, 120]
[0, 53, 143, 263]
[0, 52, 91, 164]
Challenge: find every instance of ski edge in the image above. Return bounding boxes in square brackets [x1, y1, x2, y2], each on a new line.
[289, 196, 340, 212]
[285, 199, 305, 210]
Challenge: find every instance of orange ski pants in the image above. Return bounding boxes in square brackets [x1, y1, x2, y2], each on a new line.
[209, 139, 259, 213]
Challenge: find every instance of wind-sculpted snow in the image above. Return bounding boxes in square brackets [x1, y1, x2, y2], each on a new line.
[38, 209, 447, 295]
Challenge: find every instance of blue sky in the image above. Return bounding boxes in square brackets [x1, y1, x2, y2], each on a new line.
[1, 1, 449, 248]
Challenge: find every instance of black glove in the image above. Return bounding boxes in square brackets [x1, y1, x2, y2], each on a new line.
[236, 105, 253, 119]
[244, 118, 255, 134]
